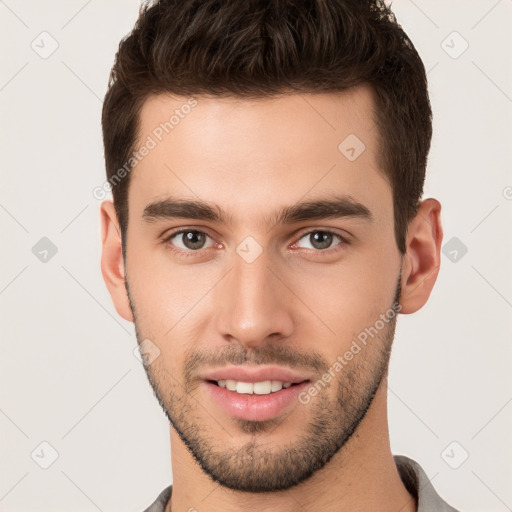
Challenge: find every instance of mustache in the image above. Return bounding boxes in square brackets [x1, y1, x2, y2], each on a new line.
[184, 343, 330, 384]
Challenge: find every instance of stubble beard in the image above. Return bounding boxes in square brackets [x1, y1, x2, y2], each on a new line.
[127, 275, 401, 493]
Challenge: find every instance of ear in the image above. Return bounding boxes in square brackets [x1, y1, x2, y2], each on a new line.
[100, 200, 133, 322]
[399, 198, 443, 314]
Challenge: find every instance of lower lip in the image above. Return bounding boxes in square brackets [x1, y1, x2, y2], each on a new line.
[204, 381, 310, 422]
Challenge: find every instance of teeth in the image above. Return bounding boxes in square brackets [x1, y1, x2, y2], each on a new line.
[271, 381, 283, 392]
[216, 379, 294, 395]
[253, 381, 271, 394]
[236, 381, 254, 394]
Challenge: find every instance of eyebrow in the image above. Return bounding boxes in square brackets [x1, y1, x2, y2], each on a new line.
[142, 193, 373, 227]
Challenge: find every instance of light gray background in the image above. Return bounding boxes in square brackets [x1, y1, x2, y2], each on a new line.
[1, 1, 511, 511]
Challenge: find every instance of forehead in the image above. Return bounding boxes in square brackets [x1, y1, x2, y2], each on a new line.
[129, 86, 391, 229]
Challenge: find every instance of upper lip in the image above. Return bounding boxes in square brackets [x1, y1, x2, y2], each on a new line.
[202, 365, 312, 384]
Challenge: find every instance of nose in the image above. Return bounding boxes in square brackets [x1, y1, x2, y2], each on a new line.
[214, 249, 295, 349]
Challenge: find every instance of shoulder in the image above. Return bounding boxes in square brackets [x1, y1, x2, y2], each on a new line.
[141, 484, 172, 512]
[394, 455, 462, 512]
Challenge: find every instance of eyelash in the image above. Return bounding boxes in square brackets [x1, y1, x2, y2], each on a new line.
[161, 228, 350, 258]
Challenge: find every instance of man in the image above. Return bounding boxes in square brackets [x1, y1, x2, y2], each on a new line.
[99, 0, 461, 510]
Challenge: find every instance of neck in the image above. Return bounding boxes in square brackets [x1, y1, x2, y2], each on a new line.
[166, 376, 416, 512]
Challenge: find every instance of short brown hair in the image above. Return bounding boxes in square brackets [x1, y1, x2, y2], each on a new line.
[101, 0, 432, 255]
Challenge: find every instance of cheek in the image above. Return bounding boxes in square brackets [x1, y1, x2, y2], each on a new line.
[127, 224, 399, 358]
[127, 249, 223, 338]
[287, 248, 398, 348]
[127, 273, 201, 377]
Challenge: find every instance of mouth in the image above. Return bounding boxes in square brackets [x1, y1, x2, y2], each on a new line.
[207, 379, 307, 395]
[204, 378, 311, 422]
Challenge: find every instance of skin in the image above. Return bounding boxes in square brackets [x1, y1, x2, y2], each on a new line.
[100, 85, 442, 512]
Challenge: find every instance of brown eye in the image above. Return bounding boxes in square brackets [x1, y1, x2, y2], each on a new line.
[310, 231, 333, 250]
[295, 230, 346, 251]
[167, 230, 214, 251]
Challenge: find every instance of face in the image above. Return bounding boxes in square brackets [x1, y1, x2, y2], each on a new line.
[122, 87, 403, 492]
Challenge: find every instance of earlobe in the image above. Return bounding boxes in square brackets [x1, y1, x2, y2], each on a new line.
[100, 200, 134, 322]
[399, 198, 443, 314]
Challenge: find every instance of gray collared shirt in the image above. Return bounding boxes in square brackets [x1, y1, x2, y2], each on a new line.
[142, 454, 461, 511]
